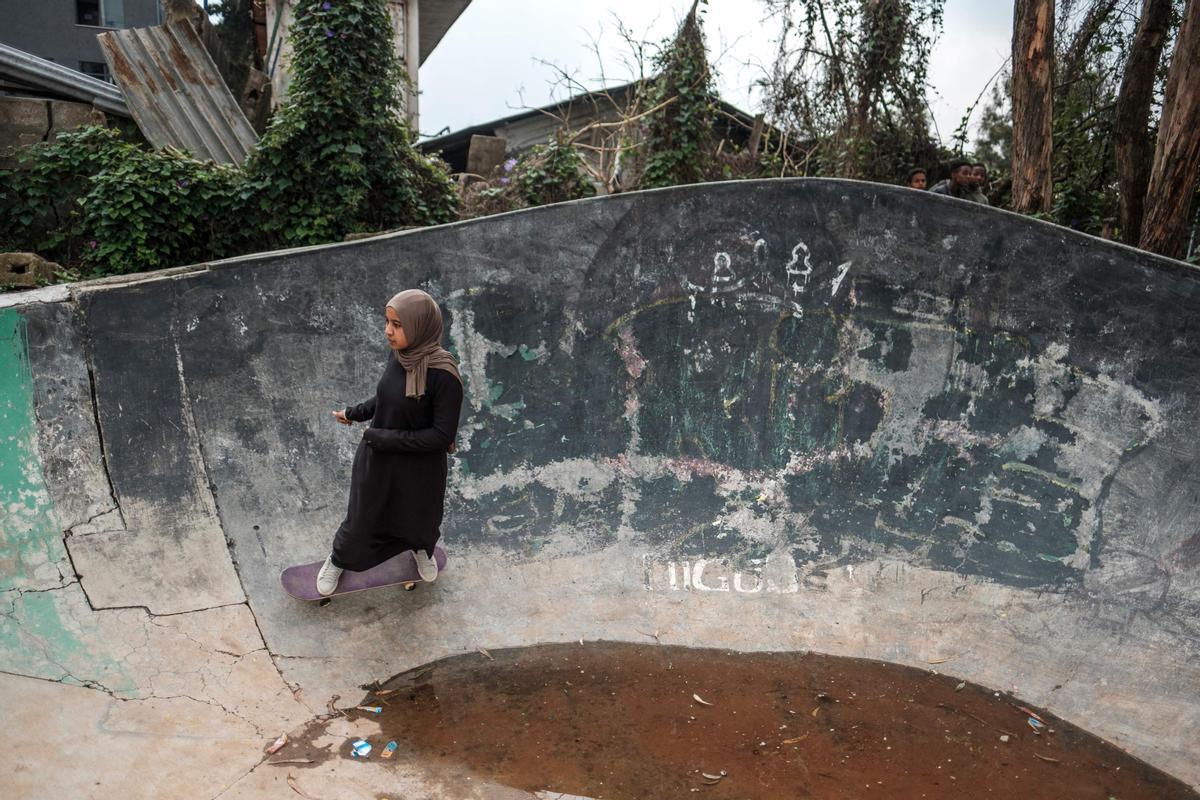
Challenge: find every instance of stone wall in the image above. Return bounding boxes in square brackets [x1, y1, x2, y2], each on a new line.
[0, 96, 104, 166]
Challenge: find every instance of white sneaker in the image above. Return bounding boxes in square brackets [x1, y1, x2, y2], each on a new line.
[316, 555, 343, 596]
[414, 549, 438, 583]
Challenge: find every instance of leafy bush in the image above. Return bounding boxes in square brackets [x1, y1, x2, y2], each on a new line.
[516, 140, 596, 206]
[81, 147, 251, 273]
[243, 0, 456, 246]
[0, 127, 135, 268]
[0, 127, 250, 276]
[458, 141, 595, 220]
[639, 1, 717, 189]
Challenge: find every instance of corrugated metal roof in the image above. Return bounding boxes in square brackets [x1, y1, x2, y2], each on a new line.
[98, 20, 258, 165]
[0, 43, 130, 118]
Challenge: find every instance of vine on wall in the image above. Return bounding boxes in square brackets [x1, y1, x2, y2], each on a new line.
[0, 0, 457, 280]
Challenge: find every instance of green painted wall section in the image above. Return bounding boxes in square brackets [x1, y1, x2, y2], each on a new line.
[0, 308, 132, 692]
[0, 308, 62, 593]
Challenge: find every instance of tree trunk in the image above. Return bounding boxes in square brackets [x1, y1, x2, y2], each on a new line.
[1011, 0, 1055, 214]
[1113, 0, 1173, 245]
[1141, 0, 1200, 259]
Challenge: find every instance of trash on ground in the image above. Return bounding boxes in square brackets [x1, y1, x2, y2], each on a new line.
[701, 772, 723, 780]
[1028, 717, 1046, 734]
[381, 741, 398, 759]
[268, 759, 314, 766]
[1015, 704, 1045, 723]
[955, 682, 966, 692]
[351, 739, 372, 757]
[355, 705, 383, 714]
[1034, 753, 1061, 763]
[265, 733, 288, 754]
[781, 734, 810, 745]
[692, 693, 713, 706]
[477, 647, 494, 661]
[999, 735, 1010, 743]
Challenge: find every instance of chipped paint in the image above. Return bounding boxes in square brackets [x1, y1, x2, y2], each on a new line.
[0, 308, 129, 689]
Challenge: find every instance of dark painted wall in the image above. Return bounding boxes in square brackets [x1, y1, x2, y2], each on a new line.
[26, 179, 1200, 642]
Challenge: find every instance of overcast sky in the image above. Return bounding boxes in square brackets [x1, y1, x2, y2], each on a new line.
[419, 0, 1015, 148]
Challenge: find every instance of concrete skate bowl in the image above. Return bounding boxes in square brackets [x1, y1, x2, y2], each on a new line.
[2, 179, 1199, 797]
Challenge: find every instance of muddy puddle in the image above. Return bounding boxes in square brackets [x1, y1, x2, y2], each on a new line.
[286, 642, 1197, 799]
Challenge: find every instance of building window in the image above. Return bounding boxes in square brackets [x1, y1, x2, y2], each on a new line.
[77, 0, 101, 25]
[103, 0, 125, 28]
[77, 0, 125, 28]
[79, 61, 111, 82]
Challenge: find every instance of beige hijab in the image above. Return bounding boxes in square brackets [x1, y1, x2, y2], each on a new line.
[387, 289, 461, 398]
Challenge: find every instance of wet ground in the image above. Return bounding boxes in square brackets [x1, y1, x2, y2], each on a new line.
[284, 642, 1198, 799]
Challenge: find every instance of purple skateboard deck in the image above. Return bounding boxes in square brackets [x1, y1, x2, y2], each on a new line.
[280, 546, 448, 601]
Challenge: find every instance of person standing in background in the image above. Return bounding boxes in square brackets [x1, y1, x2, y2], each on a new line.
[968, 163, 991, 205]
[931, 160, 984, 203]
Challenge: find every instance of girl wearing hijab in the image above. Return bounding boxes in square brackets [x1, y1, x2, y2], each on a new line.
[317, 289, 464, 596]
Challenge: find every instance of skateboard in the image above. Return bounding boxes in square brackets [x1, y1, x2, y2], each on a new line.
[280, 546, 448, 601]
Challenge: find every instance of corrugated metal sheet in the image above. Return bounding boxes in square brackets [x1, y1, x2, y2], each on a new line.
[0, 43, 130, 118]
[98, 20, 258, 165]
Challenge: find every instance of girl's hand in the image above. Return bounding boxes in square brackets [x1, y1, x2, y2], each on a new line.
[332, 410, 351, 425]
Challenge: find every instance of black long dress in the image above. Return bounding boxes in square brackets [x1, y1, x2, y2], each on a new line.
[330, 358, 463, 571]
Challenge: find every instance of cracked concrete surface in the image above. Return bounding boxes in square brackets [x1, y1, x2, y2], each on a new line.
[2, 180, 1199, 797]
[0, 583, 311, 798]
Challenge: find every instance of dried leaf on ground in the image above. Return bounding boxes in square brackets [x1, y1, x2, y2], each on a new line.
[287, 774, 320, 799]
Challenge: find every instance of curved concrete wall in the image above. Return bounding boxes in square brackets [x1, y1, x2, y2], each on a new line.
[4, 179, 1199, 788]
